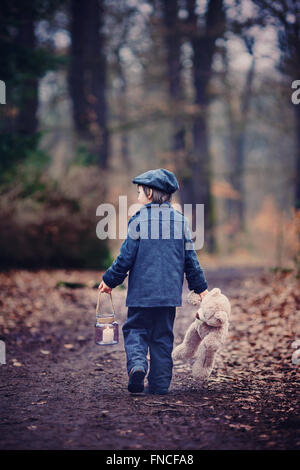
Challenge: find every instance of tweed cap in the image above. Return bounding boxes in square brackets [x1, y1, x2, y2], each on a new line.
[132, 168, 179, 194]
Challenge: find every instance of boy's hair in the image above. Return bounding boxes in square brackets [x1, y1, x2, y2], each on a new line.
[141, 184, 172, 204]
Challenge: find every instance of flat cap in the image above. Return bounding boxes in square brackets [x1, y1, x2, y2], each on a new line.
[132, 168, 179, 194]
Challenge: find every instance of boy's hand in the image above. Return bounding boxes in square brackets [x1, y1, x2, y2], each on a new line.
[98, 280, 112, 294]
[199, 289, 208, 301]
[195, 290, 208, 319]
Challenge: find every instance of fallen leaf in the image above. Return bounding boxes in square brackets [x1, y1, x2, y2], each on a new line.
[12, 360, 22, 367]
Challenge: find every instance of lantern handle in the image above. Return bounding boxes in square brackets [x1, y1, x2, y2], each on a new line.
[96, 290, 116, 317]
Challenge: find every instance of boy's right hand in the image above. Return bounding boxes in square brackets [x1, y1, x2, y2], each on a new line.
[98, 280, 112, 294]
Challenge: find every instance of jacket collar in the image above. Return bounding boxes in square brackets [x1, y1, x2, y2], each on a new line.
[144, 201, 171, 209]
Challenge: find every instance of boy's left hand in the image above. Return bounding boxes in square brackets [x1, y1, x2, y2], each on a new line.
[195, 290, 208, 319]
[199, 289, 208, 301]
[98, 280, 112, 294]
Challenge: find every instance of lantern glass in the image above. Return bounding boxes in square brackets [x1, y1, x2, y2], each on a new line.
[94, 292, 119, 346]
[95, 317, 119, 345]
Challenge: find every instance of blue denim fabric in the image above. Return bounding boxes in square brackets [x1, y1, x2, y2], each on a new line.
[102, 202, 208, 307]
[122, 306, 176, 392]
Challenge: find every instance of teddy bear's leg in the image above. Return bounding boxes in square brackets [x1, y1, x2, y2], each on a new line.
[172, 321, 200, 361]
[192, 334, 219, 382]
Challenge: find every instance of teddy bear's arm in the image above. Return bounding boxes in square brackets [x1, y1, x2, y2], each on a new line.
[172, 320, 200, 360]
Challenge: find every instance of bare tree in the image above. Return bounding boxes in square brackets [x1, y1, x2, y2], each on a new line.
[68, 0, 109, 168]
[222, 35, 256, 233]
[252, 0, 300, 208]
[16, 13, 39, 135]
[184, 0, 226, 252]
[161, 0, 190, 201]
[109, 1, 135, 170]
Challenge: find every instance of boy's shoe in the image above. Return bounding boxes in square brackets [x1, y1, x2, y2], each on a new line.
[128, 366, 146, 393]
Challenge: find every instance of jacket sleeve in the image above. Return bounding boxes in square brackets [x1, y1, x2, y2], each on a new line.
[102, 218, 140, 289]
[184, 222, 208, 294]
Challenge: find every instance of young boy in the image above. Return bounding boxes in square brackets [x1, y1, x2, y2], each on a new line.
[99, 168, 208, 395]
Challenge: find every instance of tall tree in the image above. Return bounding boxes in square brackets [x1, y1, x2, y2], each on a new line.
[108, 0, 135, 170]
[185, 0, 226, 252]
[161, 0, 190, 202]
[15, 10, 39, 135]
[0, 0, 63, 178]
[222, 36, 256, 232]
[68, 0, 109, 168]
[252, 0, 300, 209]
[115, 45, 131, 169]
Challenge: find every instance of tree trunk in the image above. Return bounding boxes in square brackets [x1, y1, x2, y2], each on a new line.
[115, 47, 131, 169]
[16, 14, 38, 135]
[295, 104, 300, 210]
[186, 0, 225, 252]
[223, 44, 255, 233]
[69, 0, 109, 168]
[161, 0, 194, 206]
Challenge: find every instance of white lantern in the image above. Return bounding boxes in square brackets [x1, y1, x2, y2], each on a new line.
[95, 292, 119, 346]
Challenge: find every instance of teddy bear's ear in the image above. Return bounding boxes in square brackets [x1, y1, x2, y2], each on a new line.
[210, 287, 221, 296]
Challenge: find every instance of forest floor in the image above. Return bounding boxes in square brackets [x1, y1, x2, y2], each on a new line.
[0, 267, 299, 450]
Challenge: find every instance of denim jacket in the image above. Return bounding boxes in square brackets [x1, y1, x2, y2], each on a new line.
[102, 202, 208, 307]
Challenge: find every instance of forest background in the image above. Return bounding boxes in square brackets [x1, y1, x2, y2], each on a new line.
[0, 0, 300, 272]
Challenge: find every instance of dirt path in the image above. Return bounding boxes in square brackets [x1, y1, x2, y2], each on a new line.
[0, 267, 299, 450]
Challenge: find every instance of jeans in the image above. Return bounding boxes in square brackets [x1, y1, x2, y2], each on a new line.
[122, 306, 176, 392]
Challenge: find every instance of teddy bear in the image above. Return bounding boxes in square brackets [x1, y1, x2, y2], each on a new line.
[172, 287, 231, 383]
